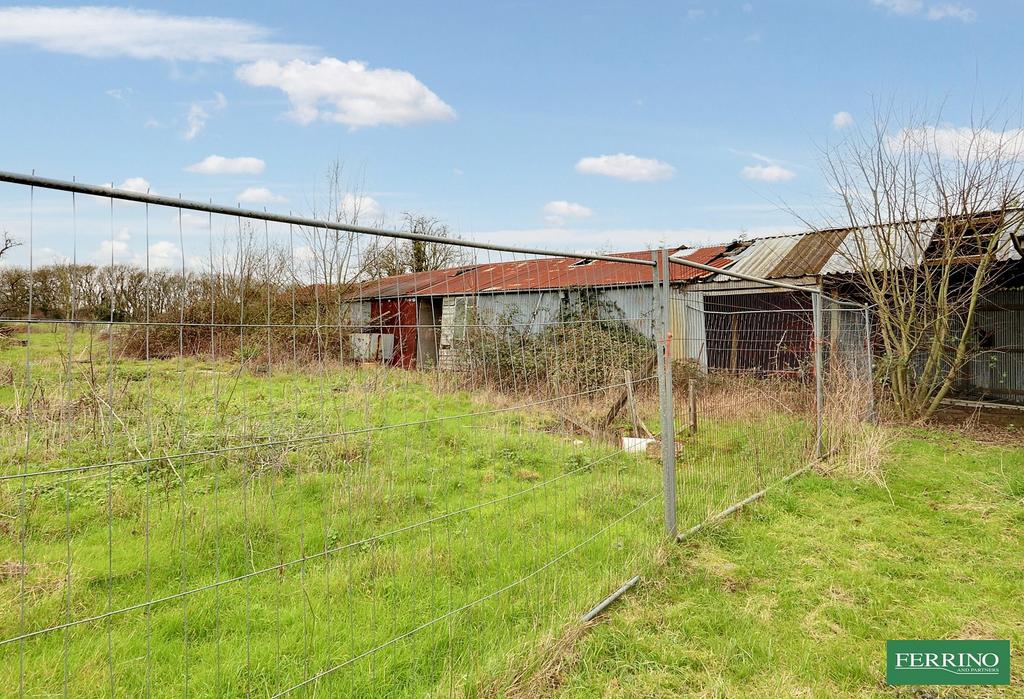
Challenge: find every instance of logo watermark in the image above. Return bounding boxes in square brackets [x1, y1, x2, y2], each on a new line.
[886, 640, 1010, 686]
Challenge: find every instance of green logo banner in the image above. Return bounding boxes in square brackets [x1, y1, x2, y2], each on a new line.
[887, 640, 1011, 686]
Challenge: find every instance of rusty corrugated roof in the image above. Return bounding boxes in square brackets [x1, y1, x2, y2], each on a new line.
[356, 267, 472, 299]
[353, 245, 731, 298]
[770, 228, 851, 278]
[698, 228, 854, 284]
[712, 236, 802, 281]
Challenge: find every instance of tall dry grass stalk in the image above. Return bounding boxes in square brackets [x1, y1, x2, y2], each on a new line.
[696, 372, 815, 424]
[823, 357, 889, 485]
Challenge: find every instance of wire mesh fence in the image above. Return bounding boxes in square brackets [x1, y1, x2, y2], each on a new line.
[0, 172, 873, 696]
[0, 175, 670, 697]
[665, 279, 873, 538]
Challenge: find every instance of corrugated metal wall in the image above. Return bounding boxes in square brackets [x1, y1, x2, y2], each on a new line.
[472, 287, 659, 340]
[669, 290, 707, 368]
[473, 291, 561, 332]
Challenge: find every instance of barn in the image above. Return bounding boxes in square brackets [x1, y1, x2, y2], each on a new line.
[347, 246, 728, 369]
[346, 221, 1024, 405]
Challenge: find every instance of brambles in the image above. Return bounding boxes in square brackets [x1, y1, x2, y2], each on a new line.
[463, 294, 656, 397]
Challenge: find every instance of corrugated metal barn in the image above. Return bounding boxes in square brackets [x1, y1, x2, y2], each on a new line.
[349, 245, 730, 370]
[346, 220, 1024, 404]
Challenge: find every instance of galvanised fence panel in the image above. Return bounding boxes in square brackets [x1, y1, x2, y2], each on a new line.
[0, 171, 869, 696]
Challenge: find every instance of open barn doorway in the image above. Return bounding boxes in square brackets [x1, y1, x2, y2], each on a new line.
[416, 297, 443, 368]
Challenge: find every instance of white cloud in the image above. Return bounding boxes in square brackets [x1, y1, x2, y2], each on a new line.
[870, 0, 976, 21]
[575, 154, 675, 182]
[740, 164, 796, 182]
[184, 105, 208, 141]
[0, 6, 311, 62]
[340, 193, 382, 222]
[871, 0, 923, 14]
[90, 227, 180, 268]
[0, 8, 451, 132]
[180, 212, 210, 229]
[542, 200, 594, 225]
[926, 3, 976, 21]
[184, 92, 227, 141]
[106, 87, 133, 102]
[687, 9, 706, 20]
[115, 177, 152, 194]
[237, 186, 288, 205]
[147, 240, 182, 269]
[889, 125, 1024, 160]
[185, 155, 266, 175]
[235, 58, 456, 128]
[95, 237, 130, 262]
[833, 111, 855, 129]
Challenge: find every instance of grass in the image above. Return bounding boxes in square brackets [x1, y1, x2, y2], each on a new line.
[507, 428, 1024, 698]
[0, 325, 670, 697]
[0, 323, 901, 699]
[7, 318, 805, 698]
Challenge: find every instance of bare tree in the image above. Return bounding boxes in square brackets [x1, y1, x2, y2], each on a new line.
[0, 230, 19, 260]
[819, 104, 1024, 419]
[301, 159, 382, 290]
[360, 213, 470, 279]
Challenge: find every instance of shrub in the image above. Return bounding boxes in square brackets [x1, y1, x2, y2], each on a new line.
[461, 292, 656, 397]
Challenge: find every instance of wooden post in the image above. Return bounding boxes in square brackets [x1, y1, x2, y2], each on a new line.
[624, 369, 641, 438]
[688, 378, 697, 433]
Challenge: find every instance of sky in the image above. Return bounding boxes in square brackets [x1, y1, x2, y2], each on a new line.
[0, 0, 1022, 268]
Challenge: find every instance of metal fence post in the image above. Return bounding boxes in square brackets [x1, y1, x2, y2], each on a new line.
[863, 306, 877, 424]
[812, 292, 824, 460]
[655, 250, 677, 538]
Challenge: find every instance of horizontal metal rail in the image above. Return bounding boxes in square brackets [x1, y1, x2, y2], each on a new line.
[667, 254, 821, 294]
[0, 170, 655, 267]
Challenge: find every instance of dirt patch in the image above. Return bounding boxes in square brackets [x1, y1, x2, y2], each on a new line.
[479, 621, 596, 699]
[928, 404, 1023, 446]
[0, 560, 29, 582]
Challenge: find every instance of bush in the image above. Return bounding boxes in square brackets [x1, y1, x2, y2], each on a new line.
[461, 293, 656, 396]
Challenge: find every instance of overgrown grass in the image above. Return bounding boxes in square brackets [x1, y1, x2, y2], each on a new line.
[2, 323, 895, 697]
[505, 429, 1024, 697]
[0, 325, 668, 697]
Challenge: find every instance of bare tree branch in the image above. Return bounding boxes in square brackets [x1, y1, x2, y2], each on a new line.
[0, 230, 20, 259]
[818, 103, 1024, 420]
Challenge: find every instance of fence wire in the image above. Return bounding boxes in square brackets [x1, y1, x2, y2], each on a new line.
[0, 173, 874, 697]
[666, 283, 872, 538]
[0, 178, 664, 697]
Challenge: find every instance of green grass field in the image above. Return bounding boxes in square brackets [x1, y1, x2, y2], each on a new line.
[4, 323, 991, 698]
[1, 322, 731, 698]
[0, 325, 678, 697]
[504, 429, 1024, 698]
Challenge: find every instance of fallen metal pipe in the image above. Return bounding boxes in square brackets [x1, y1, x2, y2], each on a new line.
[581, 575, 641, 622]
[676, 466, 810, 543]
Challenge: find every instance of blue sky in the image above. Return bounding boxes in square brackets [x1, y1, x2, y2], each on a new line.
[0, 0, 1021, 267]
